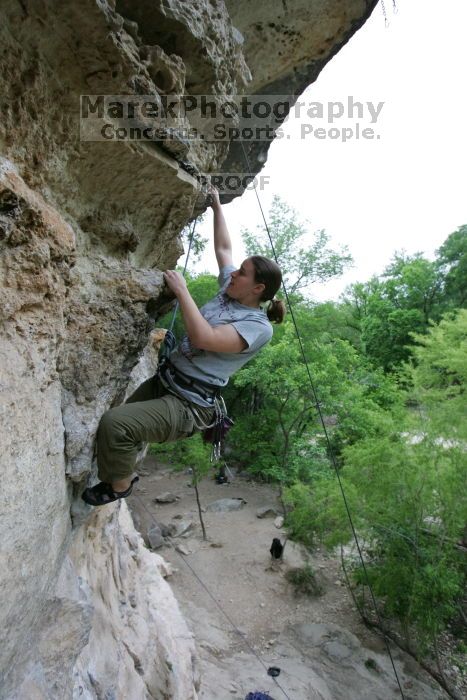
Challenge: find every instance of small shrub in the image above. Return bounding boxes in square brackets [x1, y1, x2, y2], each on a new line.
[364, 658, 380, 673]
[285, 565, 323, 597]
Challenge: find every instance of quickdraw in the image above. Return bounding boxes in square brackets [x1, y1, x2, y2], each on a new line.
[202, 395, 234, 462]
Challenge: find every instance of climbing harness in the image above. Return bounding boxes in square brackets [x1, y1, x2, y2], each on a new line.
[159, 358, 220, 405]
[159, 357, 233, 462]
[239, 140, 406, 700]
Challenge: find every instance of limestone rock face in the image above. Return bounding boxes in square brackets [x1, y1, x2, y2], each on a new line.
[70, 503, 199, 700]
[0, 160, 75, 697]
[9, 502, 199, 699]
[226, 0, 372, 93]
[0, 1, 377, 697]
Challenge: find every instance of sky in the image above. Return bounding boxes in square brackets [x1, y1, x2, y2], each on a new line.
[190, 0, 467, 301]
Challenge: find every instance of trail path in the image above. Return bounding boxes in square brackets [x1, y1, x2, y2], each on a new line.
[128, 457, 447, 700]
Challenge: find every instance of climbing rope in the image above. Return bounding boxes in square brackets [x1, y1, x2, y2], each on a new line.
[239, 140, 406, 700]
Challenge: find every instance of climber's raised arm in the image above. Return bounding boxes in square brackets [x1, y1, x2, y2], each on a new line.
[209, 187, 233, 271]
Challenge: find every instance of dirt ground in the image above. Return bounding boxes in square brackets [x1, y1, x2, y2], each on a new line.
[127, 456, 449, 700]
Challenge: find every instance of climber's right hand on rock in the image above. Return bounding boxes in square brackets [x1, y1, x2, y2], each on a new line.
[163, 269, 188, 298]
[207, 185, 221, 210]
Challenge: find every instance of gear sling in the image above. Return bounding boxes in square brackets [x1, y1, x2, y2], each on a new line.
[157, 329, 234, 462]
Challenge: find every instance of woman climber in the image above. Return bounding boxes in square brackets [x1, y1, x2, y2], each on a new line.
[82, 188, 285, 507]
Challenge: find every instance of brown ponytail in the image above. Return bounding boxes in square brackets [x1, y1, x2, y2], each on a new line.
[250, 255, 286, 324]
[266, 297, 286, 323]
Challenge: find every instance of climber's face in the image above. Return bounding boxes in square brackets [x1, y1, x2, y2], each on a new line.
[226, 258, 265, 306]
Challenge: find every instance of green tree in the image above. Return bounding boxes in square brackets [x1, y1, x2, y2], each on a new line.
[436, 226, 467, 308]
[287, 311, 467, 652]
[344, 253, 444, 371]
[383, 253, 443, 323]
[242, 195, 352, 296]
[151, 433, 215, 539]
[409, 308, 467, 441]
[229, 309, 401, 483]
[181, 216, 208, 263]
[231, 323, 317, 483]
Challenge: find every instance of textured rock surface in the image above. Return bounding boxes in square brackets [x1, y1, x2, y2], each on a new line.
[0, 159, 75, 696]
[9, 503, 199, 699]
[70, 503, 199, 700]
[0, 0, 377, 697]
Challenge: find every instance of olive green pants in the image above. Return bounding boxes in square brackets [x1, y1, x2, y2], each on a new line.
[96, 375, 214, 483]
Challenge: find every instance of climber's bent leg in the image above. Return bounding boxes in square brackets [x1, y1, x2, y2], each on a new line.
[96, 393, 210, 483]
[125, 374, 161, 404]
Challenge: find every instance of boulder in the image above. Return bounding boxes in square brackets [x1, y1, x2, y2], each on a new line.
[147, 523, 165, 550]
[154, 492, 178, 503]
[172, 519, 195, 537]
[256, 506, 281, 519]
[206, 498, 247, 512]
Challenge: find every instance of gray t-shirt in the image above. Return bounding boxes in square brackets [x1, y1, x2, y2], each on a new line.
[167, 265, 273, 406]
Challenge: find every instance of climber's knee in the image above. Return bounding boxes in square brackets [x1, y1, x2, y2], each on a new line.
[97, 407, 135, 448]
[97, 407, 118, 438]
